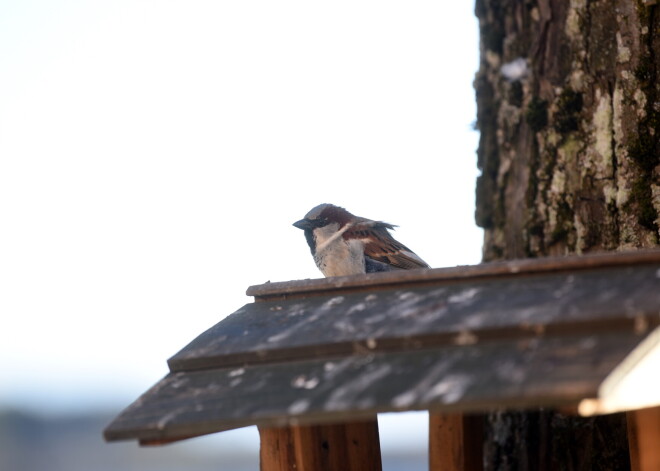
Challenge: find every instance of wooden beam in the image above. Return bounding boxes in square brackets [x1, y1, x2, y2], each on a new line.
[247, 249, 660, 300]
[627, 406, 660, 471]
[259, 419, 382, 471]
[429, 412, 484, 471]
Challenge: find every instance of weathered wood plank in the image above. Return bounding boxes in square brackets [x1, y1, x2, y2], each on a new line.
[258, 423, 380, 471]
[289, 420, 382, 471]
[429, 413, 483, 471]
[246, 250, 660, 300]
[628, 406, 660, 471]
[105, 332, 642, 443]
[259, 426, 297, 471]
[169, 264, 660, 372]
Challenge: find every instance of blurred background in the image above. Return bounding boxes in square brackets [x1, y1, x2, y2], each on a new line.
[0, 1, 480, 470]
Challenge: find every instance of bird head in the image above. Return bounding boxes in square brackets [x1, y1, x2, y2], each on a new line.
[292, 204, 354, 231]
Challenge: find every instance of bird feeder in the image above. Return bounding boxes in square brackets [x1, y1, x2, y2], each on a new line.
[104, 250, 660, 470]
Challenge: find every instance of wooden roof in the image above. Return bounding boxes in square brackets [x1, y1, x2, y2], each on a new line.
[104, 250, 660, 445]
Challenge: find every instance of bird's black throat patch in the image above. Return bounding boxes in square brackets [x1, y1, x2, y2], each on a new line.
[303, 229, 316, 255]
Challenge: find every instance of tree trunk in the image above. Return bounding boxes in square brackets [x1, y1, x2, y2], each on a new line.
[474, 0, 660, 469]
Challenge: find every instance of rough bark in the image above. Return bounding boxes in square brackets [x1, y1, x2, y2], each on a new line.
[474, 0, 660, 469]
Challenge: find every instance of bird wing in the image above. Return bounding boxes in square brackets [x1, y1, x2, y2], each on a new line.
[344, 221, 429, 270]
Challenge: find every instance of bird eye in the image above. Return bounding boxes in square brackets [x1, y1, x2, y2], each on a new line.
[313, 218, 329, 228]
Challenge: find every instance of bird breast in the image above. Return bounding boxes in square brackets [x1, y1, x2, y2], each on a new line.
[312, 224, 366, 277]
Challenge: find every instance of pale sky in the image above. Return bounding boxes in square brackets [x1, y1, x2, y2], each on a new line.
[0, 0, 480, 454]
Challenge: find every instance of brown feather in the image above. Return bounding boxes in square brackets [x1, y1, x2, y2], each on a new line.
[343, 221, 429, 270]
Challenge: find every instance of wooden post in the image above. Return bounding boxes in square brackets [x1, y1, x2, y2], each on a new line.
[259, 426, 297, 471]
[627, 406, 660, 471]
[429, 412, 484, 471]
[259, 419, 382, 471]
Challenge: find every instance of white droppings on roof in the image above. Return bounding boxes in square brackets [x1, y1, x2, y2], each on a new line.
[267, 331, 291, 343]
[365, 294, 378, 302]
[347, 302, 367, 314]
[395, 307, 420, 319]
[264, 309, 325, 345]
[170, 376, 189, 389]
[397, 292, 423, 305]
[415, 306, 449, 325]
[156, 408, 184, 430]
[287, 304, 306, 317]
[424, 374, 472, 404]
[288, 398, 311, 415]
[291, 375, 320, 390]
[230, 378, 242, 388]
[333, 319, 356, 333]
[323, 358, 353, 381]
[324, 296, 345, 308]
[448, 288, 480, 304]
[324, 364, 392, 411]
[304, 377, 320, 389]
[228, 367, 245, 377]
[382, 291, 425, 321]
[208, 335, 228, 347]
[391, 390, 417, 409]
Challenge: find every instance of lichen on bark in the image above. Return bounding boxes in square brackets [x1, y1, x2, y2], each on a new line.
[475, 0, 659, 262]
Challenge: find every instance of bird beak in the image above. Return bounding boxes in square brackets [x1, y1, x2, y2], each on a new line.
[293, 219, 312, 230]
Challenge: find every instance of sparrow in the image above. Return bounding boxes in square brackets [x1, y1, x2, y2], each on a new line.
[293, 203, 429, 277]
